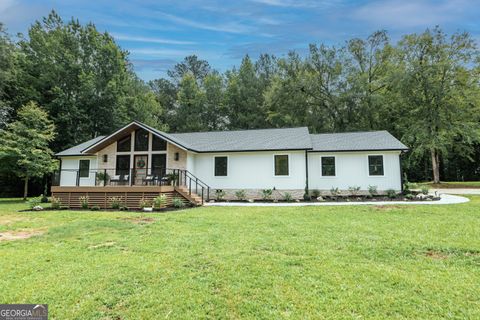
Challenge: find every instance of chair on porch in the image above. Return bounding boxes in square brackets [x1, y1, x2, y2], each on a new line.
[110, 174, 129, 185]
[143, 175, 156, 185]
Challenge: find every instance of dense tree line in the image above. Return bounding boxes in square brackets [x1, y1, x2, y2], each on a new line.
[1, 11, 479, 196]
[149, 29, 480, 183]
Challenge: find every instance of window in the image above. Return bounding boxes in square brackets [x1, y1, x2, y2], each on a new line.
[117, 135, 131, 152]
[274, 155, 289, 176]
[368, 155, 384, 176]
[152, 154, 166, 176]
[134, 129, 149, 151]
[116, 155, 130, 175]
[152, 135, 167, 151]
[174, 152, 179, 161]
[102, 154, 108, 163]
[79, 160, 90, 178]
[214, 156, 228, 176]
[321, 156, 335, 176]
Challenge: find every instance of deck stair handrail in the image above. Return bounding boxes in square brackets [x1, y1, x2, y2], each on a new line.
[168, 168, 211, 204]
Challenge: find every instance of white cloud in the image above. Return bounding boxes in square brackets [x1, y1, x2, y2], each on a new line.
[129, 48, 194, 57]
[0, 0, 16, 13]
[250, 0, 337, 8]
[155, 11, 255, 34]
[352, 0, 471, 28]
[0, 0, 52, 34]
[112, 33, 196, 45]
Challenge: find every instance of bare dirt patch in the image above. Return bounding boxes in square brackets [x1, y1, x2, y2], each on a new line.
[374, 205, 403, 211]
[425, 250, 449, 260]
[89, 241, 116, 249]
[0, 229, 45, 241]
[119, 217, 156, 225]
[0, 216, 28, 226]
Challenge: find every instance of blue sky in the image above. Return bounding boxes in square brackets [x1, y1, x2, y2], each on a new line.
[1, 0, 479, 81]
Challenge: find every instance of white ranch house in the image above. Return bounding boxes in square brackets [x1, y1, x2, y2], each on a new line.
[52, 121, 408, 207]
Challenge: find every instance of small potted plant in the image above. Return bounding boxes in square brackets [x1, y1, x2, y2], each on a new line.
[96, 171, 110, 186]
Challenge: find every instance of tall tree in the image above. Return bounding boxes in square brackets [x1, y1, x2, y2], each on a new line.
[0, 102, 57, 199]
[346, 30, 393, 130]
[0, 23, 16, 128]
[167, 55, 211, 84]
[265, 52, 313, 129]
[203, 72, 227, 130]
[15, 10, 156, 150]
[395, 27, 480, 183]
[175, 74, 206, 132]
[149, 78, 177, 130]
[120, 75, 165, 130]
[255, 53, 278, 91]
[225, 55, 266, 129]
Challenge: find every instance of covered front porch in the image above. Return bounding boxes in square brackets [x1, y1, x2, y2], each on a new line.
[51, 168, 211, 207]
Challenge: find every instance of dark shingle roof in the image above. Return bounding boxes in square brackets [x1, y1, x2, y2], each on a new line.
[309, 131, 408, 152]
[169, 127, 312, 152]
[56, 135, 106, 156]
[56, 122, 407, 156]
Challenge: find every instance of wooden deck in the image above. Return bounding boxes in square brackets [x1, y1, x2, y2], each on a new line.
[51, 186, 175, 193]
[51, 185, 196, 209]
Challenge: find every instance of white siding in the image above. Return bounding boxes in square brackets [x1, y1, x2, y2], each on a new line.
[186, 152, 195, 173]
[308, 151, 402, 191]
[193, 151, 306, 189]
[59, 156, 97, 186]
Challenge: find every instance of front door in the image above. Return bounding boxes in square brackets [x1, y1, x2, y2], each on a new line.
[134, 155, 148, 185]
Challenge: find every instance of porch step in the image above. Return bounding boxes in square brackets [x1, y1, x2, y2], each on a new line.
[174, 186, 204, 205]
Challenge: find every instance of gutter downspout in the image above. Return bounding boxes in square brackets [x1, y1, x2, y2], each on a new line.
[305, 150, 309, 194]
[400, 151, 404, 193]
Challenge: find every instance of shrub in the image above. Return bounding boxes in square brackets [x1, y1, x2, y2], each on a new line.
[153, 194, 167, 209]
[172, 197, 185, 208]
[368, 185, 378, 197]
[79, 196, 89, 209]
[166, 173, 179, 184]
[330, 187, 340, 196]
[50, 196, 62, 209]
[311, 189, 321, 198]
[91, 205, 100, 211]
[386, 189, 397, 199]
[109, 196, 123, 210]
[41, 194, 49, 203]
[96, 171, 110, 185]
[421, 186, 429, 195]
[405, 193, 414, 200]
[215, 189, 226, 201]
[139, 197, 152, 209]
[235, 190, 247, 201]
[348, 186, 361, 196]
[283, 192, 293, 202]
[261, 189, 273, 200]
[27, 196, 42, 209]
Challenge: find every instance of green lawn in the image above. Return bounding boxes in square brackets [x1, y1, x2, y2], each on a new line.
[419, 181, 480, 189]
[1, 198, 479, 319]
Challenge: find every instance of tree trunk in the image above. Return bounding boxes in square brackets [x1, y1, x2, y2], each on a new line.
[431, 149, 440, 184]
[23, 176, 29, 200]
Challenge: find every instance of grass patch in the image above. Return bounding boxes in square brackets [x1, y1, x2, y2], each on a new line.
[0, 197, 479, 318]
[419, 181, 480, 189]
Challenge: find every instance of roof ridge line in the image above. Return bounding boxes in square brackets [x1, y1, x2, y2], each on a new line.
[310, 130, 388, 135]
[170, 126, 309, 135]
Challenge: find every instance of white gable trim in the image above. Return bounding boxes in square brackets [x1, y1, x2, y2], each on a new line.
[81, 121, 190, 154]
